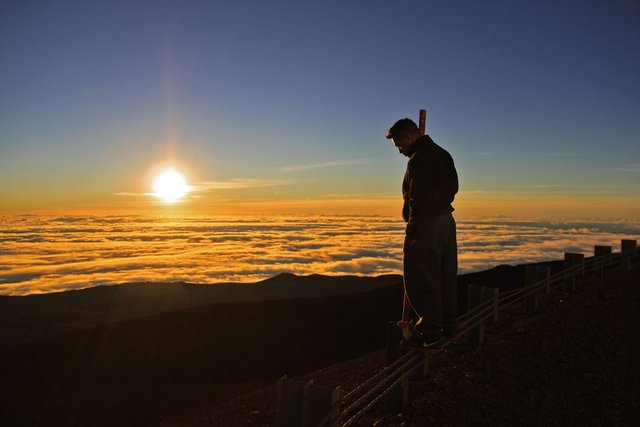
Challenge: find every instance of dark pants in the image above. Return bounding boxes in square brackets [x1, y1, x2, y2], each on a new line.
[403, 211, 458, 340]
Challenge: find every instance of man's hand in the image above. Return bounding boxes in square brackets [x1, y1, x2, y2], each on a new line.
[405, 222, 418, 248]
[404, 235, 417, 248]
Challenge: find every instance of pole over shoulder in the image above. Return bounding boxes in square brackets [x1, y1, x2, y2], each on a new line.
[419, 109, 426, 135]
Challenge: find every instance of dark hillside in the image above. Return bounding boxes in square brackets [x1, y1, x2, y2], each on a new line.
[181, 264, 639, 426]
[0, 284, 403, 426]
[0, 261, 556, 426]
[0, 274, 400, 350]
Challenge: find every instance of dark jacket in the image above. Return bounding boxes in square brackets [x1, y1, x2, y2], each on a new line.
[402, 135, 458, 238]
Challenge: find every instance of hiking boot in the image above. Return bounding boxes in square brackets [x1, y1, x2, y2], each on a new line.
[402, 332, 444, 352]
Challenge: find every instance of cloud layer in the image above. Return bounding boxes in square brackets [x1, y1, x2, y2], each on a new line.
[1, 215, 638, 295]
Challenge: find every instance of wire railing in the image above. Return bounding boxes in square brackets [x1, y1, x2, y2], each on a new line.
[323, 247, 637, 426]
[277, 243, 637, 427]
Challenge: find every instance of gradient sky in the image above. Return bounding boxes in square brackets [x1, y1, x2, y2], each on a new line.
[1, 0, 639, 218]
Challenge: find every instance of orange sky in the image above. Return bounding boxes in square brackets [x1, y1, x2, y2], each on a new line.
[2, 1, 640, 222]
[7, 188, 639, 221]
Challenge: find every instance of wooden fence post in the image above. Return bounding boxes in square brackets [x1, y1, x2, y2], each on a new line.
[537, 265, 551, 294]
[482, 286, 500, 324]
[621, 239, 637, 271]
[276, 377, 341, 427]
[276, 376, 307, 427]
[563, 253, 584, 293]
[303, 382, 341, 427]
[384, 321, 407, 412]
[524, 265, 540, 314]
[386, 321, 402, 365]
[594, 245, 612, 278]
[467, 284, 486, 346]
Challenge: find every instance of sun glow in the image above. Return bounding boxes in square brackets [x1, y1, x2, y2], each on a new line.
[153, 169, 190, 203]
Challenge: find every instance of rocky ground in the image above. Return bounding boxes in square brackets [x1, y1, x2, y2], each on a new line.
[178, 263, 639, 426]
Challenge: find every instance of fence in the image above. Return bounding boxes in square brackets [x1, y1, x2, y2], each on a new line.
[276, 239, 638, 426]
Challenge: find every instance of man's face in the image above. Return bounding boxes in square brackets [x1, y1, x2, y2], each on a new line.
[391, 133, 413, 157]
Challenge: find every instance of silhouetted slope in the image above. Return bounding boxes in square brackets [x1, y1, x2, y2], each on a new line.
[0, 274, 401, 350]
[188, 264, 639, 427]
[0, 283, 404, 426]
[0, 262, 560, 426]
[1, 285, 404, 385]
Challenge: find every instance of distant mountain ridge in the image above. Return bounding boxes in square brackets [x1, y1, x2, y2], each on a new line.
[0, 273, 401, 351]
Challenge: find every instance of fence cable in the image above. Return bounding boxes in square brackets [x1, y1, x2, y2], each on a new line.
[333, 250, 632, 426]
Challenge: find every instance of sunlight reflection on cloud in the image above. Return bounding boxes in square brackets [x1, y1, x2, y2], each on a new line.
[0, 215, 638, 295]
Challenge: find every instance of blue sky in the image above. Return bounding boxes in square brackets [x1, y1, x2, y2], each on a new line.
[1, 0, 639, 217]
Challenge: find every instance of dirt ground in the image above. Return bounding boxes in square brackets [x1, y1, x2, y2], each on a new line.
[178, 263, 639, 426]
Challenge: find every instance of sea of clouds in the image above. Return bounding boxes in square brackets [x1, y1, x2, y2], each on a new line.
[1, 215, 638, 295]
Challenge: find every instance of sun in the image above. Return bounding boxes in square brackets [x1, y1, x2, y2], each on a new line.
[153, 169, 190, 203]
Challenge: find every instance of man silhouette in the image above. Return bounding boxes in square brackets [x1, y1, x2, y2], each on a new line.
[386, 118, 459, 349]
